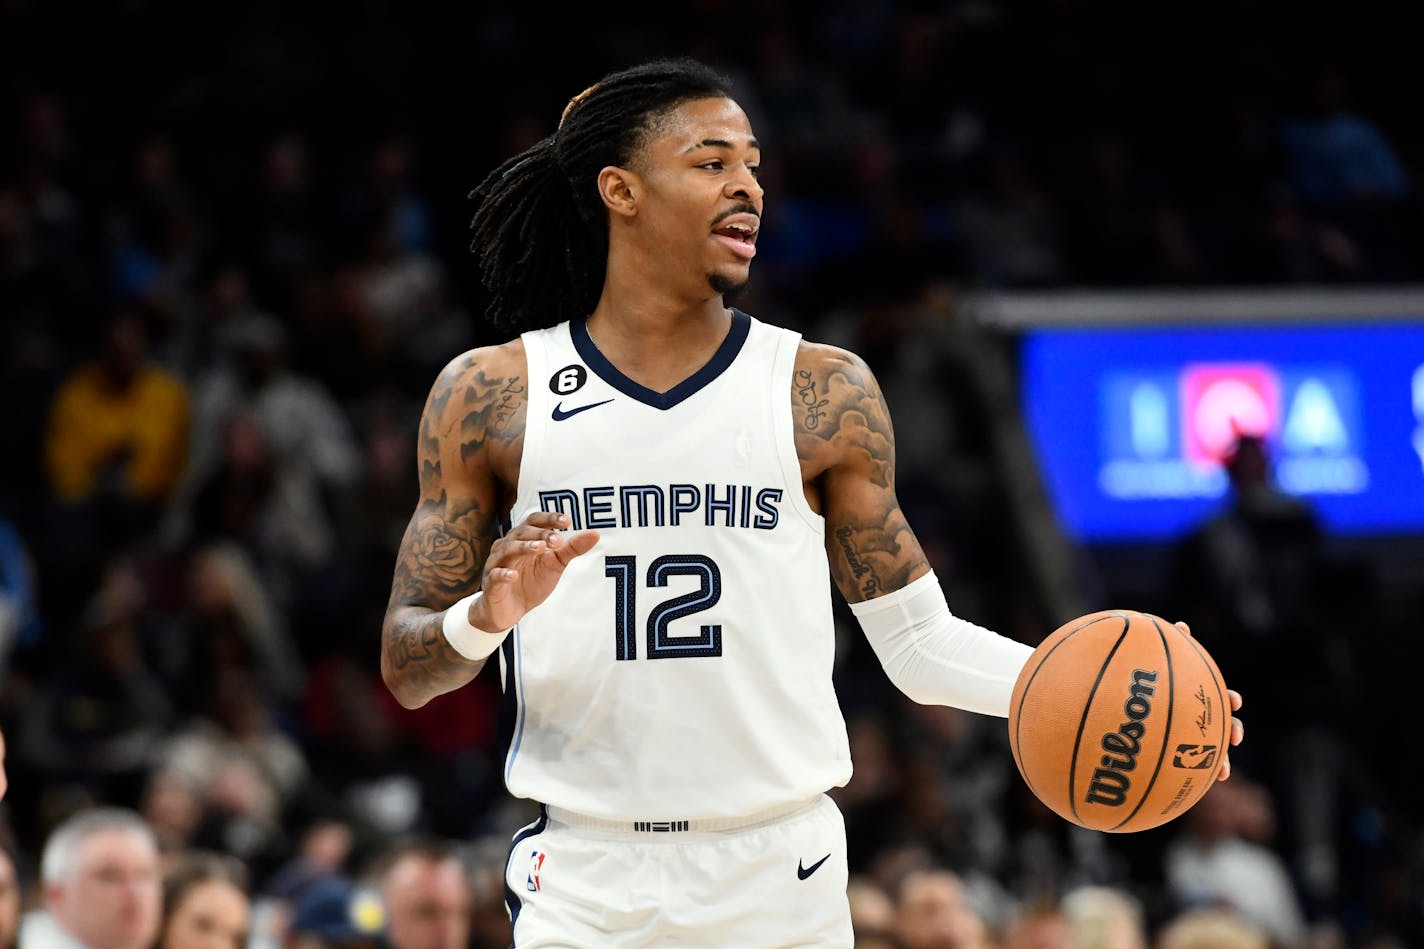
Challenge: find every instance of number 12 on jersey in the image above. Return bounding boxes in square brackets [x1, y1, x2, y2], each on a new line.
[604, 555, 723, 660]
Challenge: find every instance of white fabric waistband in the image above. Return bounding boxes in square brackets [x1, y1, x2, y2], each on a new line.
[544, 795, 823, 835]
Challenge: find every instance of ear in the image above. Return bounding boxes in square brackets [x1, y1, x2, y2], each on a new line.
[597, 165, 640, 219]
[44, 881, 65, 914]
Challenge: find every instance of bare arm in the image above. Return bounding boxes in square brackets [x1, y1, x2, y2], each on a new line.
[793, 343, 931, 603]
[380, 349, 513, 709]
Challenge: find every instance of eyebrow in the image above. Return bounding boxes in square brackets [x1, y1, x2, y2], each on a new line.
[683, 138, 761, 154]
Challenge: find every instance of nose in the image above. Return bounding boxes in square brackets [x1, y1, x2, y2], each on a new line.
[725, 164, 763, 205]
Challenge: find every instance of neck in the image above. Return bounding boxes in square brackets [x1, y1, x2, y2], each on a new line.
[585, 285, 733, 393]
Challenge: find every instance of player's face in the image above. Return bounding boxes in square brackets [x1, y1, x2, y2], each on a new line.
[633, 97, 762, 298]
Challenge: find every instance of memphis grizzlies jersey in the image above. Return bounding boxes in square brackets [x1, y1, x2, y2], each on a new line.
[501, 309, 851, 821]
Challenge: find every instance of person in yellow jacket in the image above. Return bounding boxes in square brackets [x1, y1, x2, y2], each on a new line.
[44, 311, 189, 508]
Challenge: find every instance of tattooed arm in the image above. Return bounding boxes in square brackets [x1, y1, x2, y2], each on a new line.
[795, 340, 1032, 715]
[380, 344, 518, 709]
[793, 343, 931, 603]
[382, 342, 600, 710]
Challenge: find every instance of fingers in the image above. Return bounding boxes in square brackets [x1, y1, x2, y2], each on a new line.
[1217, 689, 1244, 782]
[518, 510, 575, 532]
[1227, 689, 1243, 746]
[554, 529, 601, 564]
[1175, 620, 1192, 638]
[491, 513, 576, 562]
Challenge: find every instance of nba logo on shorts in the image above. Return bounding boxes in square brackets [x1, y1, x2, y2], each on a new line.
[526, 851, 546, 892]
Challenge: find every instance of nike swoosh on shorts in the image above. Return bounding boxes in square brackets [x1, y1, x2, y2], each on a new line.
[797, 854, 831, 880]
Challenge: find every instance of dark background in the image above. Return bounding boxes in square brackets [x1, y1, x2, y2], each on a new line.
[3, 2, 1422, 947]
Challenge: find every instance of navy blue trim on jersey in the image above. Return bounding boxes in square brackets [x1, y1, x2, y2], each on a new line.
[571, 309, 751, 410]
[504, 804, 550, 942]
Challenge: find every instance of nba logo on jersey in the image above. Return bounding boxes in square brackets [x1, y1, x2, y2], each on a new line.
[527, 851, 546, 892]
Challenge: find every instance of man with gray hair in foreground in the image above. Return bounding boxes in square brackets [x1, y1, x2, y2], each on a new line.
[18, 807, 161, 949]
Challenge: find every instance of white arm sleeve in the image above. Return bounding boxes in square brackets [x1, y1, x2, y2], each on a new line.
[849, 570, 1033, 718]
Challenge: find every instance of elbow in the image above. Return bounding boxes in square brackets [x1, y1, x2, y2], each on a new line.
[381, 660, 428, 710]
[891, 676, 937, 707]
[379, 641, 430, 711]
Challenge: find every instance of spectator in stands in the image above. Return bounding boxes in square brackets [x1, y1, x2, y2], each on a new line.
[846, 875, 897, 949]
[178, 312, 361, 614]
[241, 135, 329, 316]
[1155, 907, 1268, 949]
[1, 841, 20, 949]
[1165, 432, 1354, 908]
[1278, 65, 1423, 278]
[359, 836, 471, 949]
[283, 877, 388, 949]
[43, 309, 190, 511]
[1163, 779, 1308, 949]
[41, 309, 190, 581]
[896, 867, 992, 949]
[17, 560, 175, 807]
[0, 515, 40, 683]
[1061, 885, 1147, 949]
[156, 850, 250, 949]
[1000, 904, 1072, 949]
[163, 540, 304, 712]
[20, 807, 161, 949]
[953, 148, 1066, 287]
[150, 667, 307, 870]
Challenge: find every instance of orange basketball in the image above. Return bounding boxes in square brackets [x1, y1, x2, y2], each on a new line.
[1007, 610, 1231, 833]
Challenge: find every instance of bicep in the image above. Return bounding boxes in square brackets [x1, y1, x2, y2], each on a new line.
[386, 358, 502, 612]
[797, 347, 932, 604]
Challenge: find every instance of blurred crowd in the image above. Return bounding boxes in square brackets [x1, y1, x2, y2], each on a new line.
[3, 1, 1424, 947]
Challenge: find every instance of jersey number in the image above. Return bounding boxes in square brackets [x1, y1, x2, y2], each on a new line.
[604, 555, 722, 660]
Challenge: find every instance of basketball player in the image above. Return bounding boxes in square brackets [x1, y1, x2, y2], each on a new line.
[380, 58, 1242, 947]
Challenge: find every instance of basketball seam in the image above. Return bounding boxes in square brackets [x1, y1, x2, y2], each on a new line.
[1109, 614, 1175, 832]
[1068, 612, 1132, 827]
[1011, 612, 1122, 806]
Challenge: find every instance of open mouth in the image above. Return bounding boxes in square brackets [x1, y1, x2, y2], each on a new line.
[712, 220, 758, 258]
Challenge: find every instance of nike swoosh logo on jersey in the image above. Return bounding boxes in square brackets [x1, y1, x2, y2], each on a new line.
[551, 398, 614, 421]
[797, 854, 831, 880]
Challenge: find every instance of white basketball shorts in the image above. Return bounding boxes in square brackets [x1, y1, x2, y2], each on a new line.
[503, 794, 853, 948]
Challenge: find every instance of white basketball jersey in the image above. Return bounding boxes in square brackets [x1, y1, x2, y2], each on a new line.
[502, 310, 851, 821]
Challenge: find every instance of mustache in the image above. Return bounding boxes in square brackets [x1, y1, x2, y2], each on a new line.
[711, 204, 761, 227]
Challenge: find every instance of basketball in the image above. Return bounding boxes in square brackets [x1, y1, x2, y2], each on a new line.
[1008, 610, 1231, 833]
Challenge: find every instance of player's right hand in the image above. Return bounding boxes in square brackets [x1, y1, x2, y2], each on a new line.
[470, 511, 599, 632]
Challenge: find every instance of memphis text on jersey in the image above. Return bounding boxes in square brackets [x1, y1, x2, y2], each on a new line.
[538, 483, 784, 532]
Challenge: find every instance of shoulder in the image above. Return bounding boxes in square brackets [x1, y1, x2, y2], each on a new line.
[428, 338, 528, 396]
[790, 338, 889, 428]
[138, 364, 188, 398]
[421, 338, 529, 417]
[792, 338, 876, 382]
[790, 338, 894, 478]
[419, 339, 530, 464]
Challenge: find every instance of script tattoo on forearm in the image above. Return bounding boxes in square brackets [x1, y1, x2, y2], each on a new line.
[829, 505, 920, 601]
[383, 360, 517, 702]
[795, 350, 928, 603]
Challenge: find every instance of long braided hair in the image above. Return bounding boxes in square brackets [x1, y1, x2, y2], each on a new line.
[468, 57, 736, 334]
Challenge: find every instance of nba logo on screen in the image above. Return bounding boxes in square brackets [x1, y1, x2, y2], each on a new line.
[1181, 364, 1280, 465]
[527, 851, 545, 893]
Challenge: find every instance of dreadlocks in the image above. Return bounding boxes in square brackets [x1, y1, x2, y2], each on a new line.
[468, 57, 736, 334]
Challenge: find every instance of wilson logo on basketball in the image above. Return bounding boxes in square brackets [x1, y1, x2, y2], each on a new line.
[1085, 669, 1159, 807]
